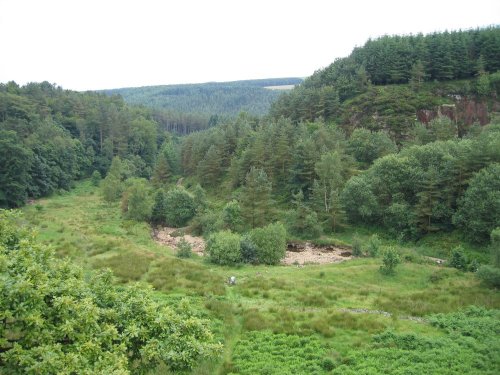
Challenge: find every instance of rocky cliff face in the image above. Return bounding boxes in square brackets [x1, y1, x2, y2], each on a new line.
[416, 97, 495, 127]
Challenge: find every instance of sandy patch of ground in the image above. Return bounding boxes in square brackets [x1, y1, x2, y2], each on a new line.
[153, 229, 353, 265]
[283, 243, 352, 265]
[153, 227, 205, 256]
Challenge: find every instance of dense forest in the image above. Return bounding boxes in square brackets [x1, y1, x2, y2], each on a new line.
[1, 26, 500, 374]
[103, 78, 302, 133]
[0, 81, 171, 207]
[270, 27, 500, 140]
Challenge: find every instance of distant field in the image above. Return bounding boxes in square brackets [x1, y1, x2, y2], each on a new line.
[264, 84, 296, 90]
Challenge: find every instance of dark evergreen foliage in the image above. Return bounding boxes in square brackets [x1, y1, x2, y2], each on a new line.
[271, 27, 500, 128]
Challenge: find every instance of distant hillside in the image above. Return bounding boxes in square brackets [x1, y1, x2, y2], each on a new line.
[103, 78, 303, 117]
[270, 27, 500, 141]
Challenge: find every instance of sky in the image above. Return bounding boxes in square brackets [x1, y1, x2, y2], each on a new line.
[0, 0, 498, 91]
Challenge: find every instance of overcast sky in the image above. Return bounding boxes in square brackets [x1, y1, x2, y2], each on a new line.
[0, 0, 498, 91]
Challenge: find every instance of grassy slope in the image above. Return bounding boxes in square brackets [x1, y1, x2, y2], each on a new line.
[22, 180, 500, 374]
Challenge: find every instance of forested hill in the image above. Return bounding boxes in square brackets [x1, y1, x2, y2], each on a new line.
[103, 77, 303, 117]
[0, 81, 168, 208]
[271, 27, 500, 140]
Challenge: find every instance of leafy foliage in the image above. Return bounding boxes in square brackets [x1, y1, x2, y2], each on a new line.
[0, 210, 221, 374]
[229, 331, 331, 375]
[333, 307, 500, 374]
[176, 238, 193, 259]
[380, 247, 401, 275]
[164, 186, 196, 227]
[248, 222, 287, 265]
[206, 230, 242, 266]
[367, 234, 382, 257]
[121, 178, 153, 222]
[449, 246, 468, 271]
[453, 163, 500, 242]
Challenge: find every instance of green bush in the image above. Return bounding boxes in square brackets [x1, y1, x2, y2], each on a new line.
[453, 164, 500, 243]
[476, 265, 500, 288]
[240, 235, 258, 264]
[190, 209, 224, 237]
[206, 230, 242, 265]
[289, 209, 323, 239]
[380, 246, 401, 275]
[177, 238, 192, 258]
[352, 234, 363, 256]
[222, 200, 243, 232]
[249, 222, 287, 265]
[332, 307, 500, 374]
[121, 178, 153, 222]
[0, 210, 221, 374]
[151, 189, 167, 225]
[491, 227, 500, 267]
[91, 170, 102, 186]
[230, 331, 330, 375]
[449, 246, 468, 271]
[164, 186, 196, 227]
[367, 234, 381, 257]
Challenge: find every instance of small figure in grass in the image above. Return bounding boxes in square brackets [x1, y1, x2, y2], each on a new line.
[228, 276, 236, 285]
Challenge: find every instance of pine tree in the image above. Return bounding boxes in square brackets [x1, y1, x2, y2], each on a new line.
[326, 189, 346, 233]
[151, 154, 171, 187]
[240, 167, 272, 228]
[151, 189, 167, 225]
[415, 167, 442, 233]
[197, 145, 222, 186]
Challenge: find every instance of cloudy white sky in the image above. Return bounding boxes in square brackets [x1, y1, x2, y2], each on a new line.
[0, 0, 498, 91]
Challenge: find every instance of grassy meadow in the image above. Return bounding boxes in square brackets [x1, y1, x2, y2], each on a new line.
[22, 180, 500, 374]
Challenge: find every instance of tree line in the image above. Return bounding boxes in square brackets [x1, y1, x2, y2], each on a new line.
[103, 77, 303, 119]
[0, 81, 167, 207]
[179, 114, 499, 244]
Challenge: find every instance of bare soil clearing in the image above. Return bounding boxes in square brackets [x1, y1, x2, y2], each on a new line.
[153, 227, 205, 256]
[283, 242, 352, 265]
[153, 228, 353, 265]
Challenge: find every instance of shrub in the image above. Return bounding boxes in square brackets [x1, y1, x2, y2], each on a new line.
[222, 200, 243, 232]
[491, 227, 500, 267]
[286, 205, 322, 239]
[249, 222, 287, 265]
[190, 209, 224, 238]
[449, 246, 468, 271]
[121, 178, 153, 222]
[177, 238, 192, 258]
[164, 186, 196, 227]
[380, 247, 401, 275]
[367, 234, 381, 257]
[151, 189, 167, 225]
[91, 170, 102, 186]
[240, 235, 258, 264]
[352, 234, 363, 256]
[206, 230, 242, 265]
[476, 265, 500, 288]
[453, 164, 500, 243]
[0, 210, 221, 374]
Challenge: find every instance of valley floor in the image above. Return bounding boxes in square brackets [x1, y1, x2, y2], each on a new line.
[23, 180, 500, 374]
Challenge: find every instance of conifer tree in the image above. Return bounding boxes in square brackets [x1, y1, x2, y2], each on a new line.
[197, 145, 222, 186]
[240, 167, 272, 228]
[151, 189, 167, 225]
[415, 167, 442, 233]
[151, 154, 171, 187]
